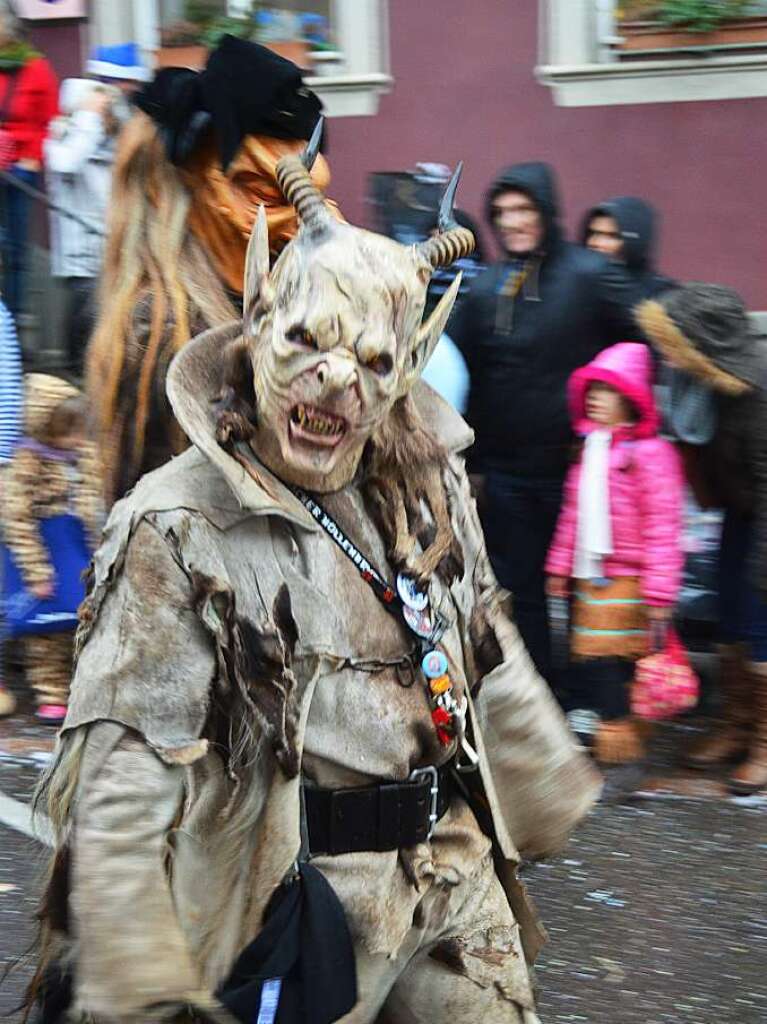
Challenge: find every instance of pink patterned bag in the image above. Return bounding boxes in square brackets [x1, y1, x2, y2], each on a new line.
[631, 630, 699, 721]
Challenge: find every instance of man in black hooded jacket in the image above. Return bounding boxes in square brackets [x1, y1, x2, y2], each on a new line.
[450, 162, 644, 683]
[582, 195, 673, 300]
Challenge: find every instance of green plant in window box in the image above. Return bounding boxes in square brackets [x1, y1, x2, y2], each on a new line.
[184, 0, 225, 26]
[160, 20, 204, 47]
[657, 1, 753, 33]
[617, 1, 664, 20]
[181, 1, 257, 47]
[199, 16, 255, 48]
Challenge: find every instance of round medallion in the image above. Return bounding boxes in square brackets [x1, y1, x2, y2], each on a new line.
[403, 604, 434, 639]
[396, 573, 429, 611]
[421, 649, 449, 680]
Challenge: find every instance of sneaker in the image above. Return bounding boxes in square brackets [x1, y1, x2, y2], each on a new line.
[566, 708, 600, 751]
[36, 704, 67, 724]
[0, 686, 17, 717]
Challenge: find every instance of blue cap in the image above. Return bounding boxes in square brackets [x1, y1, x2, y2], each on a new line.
[87, 43, 150, 83]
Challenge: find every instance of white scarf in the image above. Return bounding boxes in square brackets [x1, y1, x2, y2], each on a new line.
[573, 429, 613, 580]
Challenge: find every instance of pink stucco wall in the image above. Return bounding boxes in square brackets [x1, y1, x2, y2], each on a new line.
[328, 0, 767, 308]
[29, 20, 88, 82]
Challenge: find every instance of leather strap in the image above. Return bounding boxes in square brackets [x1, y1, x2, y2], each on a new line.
[305, 766, 452, 856]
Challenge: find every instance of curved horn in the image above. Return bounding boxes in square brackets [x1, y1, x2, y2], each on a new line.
[417, 162, 475, 269]
[275, 117, 332, 236]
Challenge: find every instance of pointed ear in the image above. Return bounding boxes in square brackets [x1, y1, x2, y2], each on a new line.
[243, 205, 274, 334]
[398, 272, 462, 397]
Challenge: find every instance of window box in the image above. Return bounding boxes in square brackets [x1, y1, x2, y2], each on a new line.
[616, 15, 767, 55]
[155, 43, 208, 68]
[538, 0, 767, 105]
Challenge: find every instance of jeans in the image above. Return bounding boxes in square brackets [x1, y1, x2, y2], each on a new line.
[718, 510, 767, 662]
[482, 471, 564, 682]
[0, 167, 39, 318]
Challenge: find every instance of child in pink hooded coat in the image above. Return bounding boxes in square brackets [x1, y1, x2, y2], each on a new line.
[546, 342, 684, 765]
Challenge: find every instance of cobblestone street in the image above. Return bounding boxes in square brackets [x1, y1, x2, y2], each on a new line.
[0, 674, 765, 1023]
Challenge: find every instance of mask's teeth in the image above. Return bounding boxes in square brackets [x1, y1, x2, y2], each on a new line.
[293, 406, 345, 436]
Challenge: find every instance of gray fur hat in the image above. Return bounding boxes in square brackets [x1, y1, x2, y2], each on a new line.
[638, 282, 762, 395]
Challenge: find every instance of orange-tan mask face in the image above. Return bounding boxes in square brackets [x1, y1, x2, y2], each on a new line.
[181, 134, 334, 293]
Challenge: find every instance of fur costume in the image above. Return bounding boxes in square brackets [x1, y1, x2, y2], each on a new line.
[32, 145, 599, 1023]
[0, 375, 102, 707]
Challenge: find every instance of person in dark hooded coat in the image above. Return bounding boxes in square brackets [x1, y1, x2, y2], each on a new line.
[449, 162, 644, 683]
[582, 196, 673, 300]
[639, 283, 767, 796]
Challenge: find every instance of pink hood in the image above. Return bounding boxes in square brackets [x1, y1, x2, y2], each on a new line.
[569, 342, 658, 439]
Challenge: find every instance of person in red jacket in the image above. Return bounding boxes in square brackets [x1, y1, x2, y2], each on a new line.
[546, 343, 685, 774]
[0, 2, 58, 317]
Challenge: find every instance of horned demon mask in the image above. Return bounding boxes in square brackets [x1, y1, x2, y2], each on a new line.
[241, 123, 475, 494]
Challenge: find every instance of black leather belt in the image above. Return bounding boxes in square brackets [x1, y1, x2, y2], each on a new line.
[305, 765, 452, 856]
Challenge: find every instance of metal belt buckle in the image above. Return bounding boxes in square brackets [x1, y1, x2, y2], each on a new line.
[408, 765, 439, 841]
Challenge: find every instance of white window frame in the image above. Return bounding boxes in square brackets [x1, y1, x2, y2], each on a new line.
[304, 0, 392, 117]
[537, 0, 767, 107]
[126, 0, 391, 117]
[229, 0, 393, 117]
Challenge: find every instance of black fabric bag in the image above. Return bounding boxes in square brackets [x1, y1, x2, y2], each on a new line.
[32, 863, 356, 1024]
[218, 861, 357, 1024]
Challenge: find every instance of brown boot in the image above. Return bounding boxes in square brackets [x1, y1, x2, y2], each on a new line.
[684, 644, 752, 769]
[729, 662, 767, 796]
[595, 718, 647, 802]
[0, 685, 16, 717]
[595, 718, 645, 765]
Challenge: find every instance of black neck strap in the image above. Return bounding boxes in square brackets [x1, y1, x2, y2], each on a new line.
[291, 487, 398, 607]
[291, 486, 442, 646]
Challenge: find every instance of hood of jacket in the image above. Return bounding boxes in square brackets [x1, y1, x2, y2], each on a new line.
[581, 196, 657, 273]
[166, 321, 475, 529]
[637, 283, 762, 396]
[569, 342, 658, 439]
[485, 161, 562, 253]
[22, 373, 80, 441]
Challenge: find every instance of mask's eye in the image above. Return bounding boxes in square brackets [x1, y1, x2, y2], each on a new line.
[286, 325, 318, 350]
[366, 353, 393, 377]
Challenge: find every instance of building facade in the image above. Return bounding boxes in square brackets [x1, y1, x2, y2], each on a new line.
[326, 0, 767, 311]
[25, 1, 767, 312]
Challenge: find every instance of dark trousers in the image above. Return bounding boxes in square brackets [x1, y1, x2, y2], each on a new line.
[63, 276, 96, 376]
[0, 167, 39, 318]
[482, 471, 564, 682]
[563, 658, 633, 721]
[719, 509, 767, 662]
